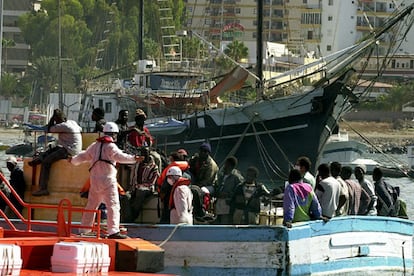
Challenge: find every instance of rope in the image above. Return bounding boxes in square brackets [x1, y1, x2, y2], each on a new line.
[341, 119, 409, 176]
[158, 223, 187, 248]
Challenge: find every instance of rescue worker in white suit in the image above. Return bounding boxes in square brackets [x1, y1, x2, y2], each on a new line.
[69, 122, 144, 239]
[167, 166, 193, 225]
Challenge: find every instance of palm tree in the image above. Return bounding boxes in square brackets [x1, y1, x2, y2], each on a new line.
[1, 38, 16, 73]
[224, 40, 249, 62]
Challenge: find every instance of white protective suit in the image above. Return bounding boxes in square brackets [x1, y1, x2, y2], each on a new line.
[170, 185, 194, 225]
[71, 136, 136, 235]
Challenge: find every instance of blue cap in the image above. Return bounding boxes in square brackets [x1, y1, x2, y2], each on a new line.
[199, 142, 211, 153]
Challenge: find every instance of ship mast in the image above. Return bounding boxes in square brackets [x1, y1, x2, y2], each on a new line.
[256, 0, 264, 100]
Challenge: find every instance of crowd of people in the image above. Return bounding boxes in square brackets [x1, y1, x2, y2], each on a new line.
[1, 107, 409, 239]
[283, 157, 408, 227]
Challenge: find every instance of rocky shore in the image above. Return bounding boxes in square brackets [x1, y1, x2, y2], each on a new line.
[338, 121, 414, 154]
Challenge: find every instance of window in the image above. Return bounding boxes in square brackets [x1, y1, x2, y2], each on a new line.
[327, 45, 332, 51]
[307, 31, 313, 40]
[328, 16, 333, 21]
[105, 102, 112, 113]
[329, 0, 333, 5]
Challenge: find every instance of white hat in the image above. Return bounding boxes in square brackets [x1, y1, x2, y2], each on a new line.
[103, 122, 119, 133]
[6, 156, 17, 164]
[355, 164, 367, 174]
[166, 166, 182, 177]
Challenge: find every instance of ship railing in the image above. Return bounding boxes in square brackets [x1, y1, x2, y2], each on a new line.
[0, 173, 102, 238]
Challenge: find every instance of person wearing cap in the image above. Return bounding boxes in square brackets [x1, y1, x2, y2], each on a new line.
[69, 122, 144, 239]
[157, 150, 190, 223]
[188, 142, 219, 219]
[32, 108, 82, 196]
[354, 164, 377, 215]
[214, 156, 244, 224]
[166, 166, 193, 225]
[6, 156, 25, 215]
[127, 109, 153, 149]
[91, 107, 106, 132]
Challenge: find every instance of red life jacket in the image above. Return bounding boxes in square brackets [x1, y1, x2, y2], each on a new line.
[169, 177, 191, 209]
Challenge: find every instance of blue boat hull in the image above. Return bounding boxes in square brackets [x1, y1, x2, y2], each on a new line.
[123, 217, 413, 275]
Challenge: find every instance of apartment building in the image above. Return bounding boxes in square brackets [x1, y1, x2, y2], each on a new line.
[1, 0, 31, 75]
[185, 0, 414, 58]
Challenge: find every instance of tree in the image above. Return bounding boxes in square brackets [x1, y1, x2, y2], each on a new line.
[1, 39, 16, 73]
[224, 40, 249, 62]
[0, 73, 18, 99]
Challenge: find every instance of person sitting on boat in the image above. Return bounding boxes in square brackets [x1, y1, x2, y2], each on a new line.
[340, 166, 371, 215]
[330, 162, 349, 216]
[167, 166, 193, 225]
[354, 164, 377, 216]
[5, 156, 25, 215]
[295, 156, 316, 189]
[372, 167, 398, 217]
[158, 150, 191, 224]
[283, 169, 322, 228]
[231, 166, 271, 225]
[214, 156, 244, 225]
[31, 109, 82, 196]
[127, 147, 159, 223]
[188, 142, 219, 220]
[315, 163, 341, 219]
[115, 109, 129, 151]
[69, 122, 144, 239]
[91, 107, 106, 133]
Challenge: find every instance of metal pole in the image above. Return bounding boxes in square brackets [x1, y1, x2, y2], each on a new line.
[256, 0, 264, 100]
[58, 0, 63, 111]
[0, 0, 4, 82]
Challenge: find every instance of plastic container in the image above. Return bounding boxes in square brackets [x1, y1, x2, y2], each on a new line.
[51, 241, 110, 274]
[0, 244, 22, 276]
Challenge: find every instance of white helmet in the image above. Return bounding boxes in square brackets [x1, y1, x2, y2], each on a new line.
[166, 166, 182, 177]
[103, 122, 119, 133]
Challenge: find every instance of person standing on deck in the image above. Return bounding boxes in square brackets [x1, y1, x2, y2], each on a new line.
[372, 167, 397, 216]
[5, 156, 25, 215]
[127, 109, 162, 173]
[283, 169, 322, 228]
[69, 122, 143, 239]
[167, 166, 193, 225]
[330, 162, 349, 216]
[31, 109, 82, 196]
[188, 142, 219, 220]
[354, 164, 377, 216]
[315, 163, 341, 219]
[340, 166, 371, 215]
[115, 109, 130, 151]
[91, 107, 106, 133]
[231, 166, 270, 225]
[295, 156, 316, 189]
[214, 156, 244, 224]
[0, 168, 11, 212]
